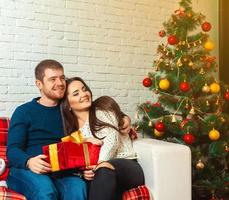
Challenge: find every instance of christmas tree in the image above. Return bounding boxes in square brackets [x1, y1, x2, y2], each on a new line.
[134, 0, 229, 199]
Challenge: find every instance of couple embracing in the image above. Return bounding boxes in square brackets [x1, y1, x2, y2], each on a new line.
[7, 59, 144, 200]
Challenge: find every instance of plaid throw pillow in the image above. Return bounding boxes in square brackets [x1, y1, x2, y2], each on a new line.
[0, 118, 10, 146]
[122, 185, 151, 200]
[0, 187, 26, 200]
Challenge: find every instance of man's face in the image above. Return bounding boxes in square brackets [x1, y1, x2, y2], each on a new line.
[36, 68, 66, 101]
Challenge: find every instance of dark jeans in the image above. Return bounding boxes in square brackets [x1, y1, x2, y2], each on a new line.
[7, 167, 87, 200]
[88, 158, 145, 200]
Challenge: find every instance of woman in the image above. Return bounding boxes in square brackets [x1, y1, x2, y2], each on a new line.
[60, 77, 144, 200]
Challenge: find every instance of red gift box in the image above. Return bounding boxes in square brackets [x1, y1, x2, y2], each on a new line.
[42, 142, 100, 172]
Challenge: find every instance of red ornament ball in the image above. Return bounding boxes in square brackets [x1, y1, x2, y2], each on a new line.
[155, 121, 165, 132]
[179, 81, 190, 92]
[142, 77, 152, 87]
[201, 22, 212, 32]
[224, 91, 229, 101]
[159, 30, 166, 37]
[168, 35, 178, 45]
[183, 133, 195, 145]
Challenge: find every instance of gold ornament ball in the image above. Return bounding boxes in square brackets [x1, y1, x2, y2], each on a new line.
[159, 79, 170, 90]
[183, 57, 188, 62]
[159, 58, 164, 62]
[202, 84, 210, 93]
[220, 117, 226, 123]
[154, 129, 164, 137]
[210, 83, 220, 93]
[208, 128, 220, 141]
[188, 61, 193, 67]
[187, 12, 193, 18]
[196, 160, 205, 170]
[204, 41, 215, 51]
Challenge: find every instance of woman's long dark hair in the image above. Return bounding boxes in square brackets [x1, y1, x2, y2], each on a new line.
[60, 77, 124, 138]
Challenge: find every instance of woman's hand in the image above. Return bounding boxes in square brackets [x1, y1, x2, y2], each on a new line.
[119, 115, 131, 135]
[83, 165, 96, 181]
[27, 155, 51, 174]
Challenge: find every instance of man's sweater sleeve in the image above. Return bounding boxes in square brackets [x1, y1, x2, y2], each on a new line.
[7, 107, 32, 169]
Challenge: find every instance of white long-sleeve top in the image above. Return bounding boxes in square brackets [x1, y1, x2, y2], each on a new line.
[80, 110, 137, 161]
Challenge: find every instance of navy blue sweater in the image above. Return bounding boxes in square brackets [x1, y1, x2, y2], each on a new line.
[7, 98, 64, 169]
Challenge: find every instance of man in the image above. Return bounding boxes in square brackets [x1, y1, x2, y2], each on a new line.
[7, 59, 131, 200]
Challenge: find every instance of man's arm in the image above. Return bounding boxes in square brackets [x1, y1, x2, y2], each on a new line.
[7, 107, 51, 173]
[7, 107, 32, 169]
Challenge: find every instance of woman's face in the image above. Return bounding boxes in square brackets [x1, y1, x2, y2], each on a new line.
[67, 80, 92, 112]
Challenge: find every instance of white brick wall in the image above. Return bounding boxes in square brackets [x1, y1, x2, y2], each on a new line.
[0, 0, 218, 119]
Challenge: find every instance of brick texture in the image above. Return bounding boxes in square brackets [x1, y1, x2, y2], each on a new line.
[0, 0, 217, 119]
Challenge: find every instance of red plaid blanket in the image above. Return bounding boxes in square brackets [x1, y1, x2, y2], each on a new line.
[0, 118, 9, 180]
[0, 146, 7, 163]
[122, 185, 151, 200]
[0, 187, 26, 200]
[0, 118, 9, 146]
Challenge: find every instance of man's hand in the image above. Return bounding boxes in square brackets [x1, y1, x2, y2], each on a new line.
[27, 155, 51, 174]
[83, 165, 96, 181]
[119, 115, 131, 135]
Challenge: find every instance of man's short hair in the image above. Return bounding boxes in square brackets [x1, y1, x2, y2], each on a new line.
[35, 59, 64, 81]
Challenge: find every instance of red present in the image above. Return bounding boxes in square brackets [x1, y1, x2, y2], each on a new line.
[0, 117, 10, 146]
[42, 142, 100, 172]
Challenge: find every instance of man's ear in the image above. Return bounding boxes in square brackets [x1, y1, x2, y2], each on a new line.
[35, 79, 43, 90]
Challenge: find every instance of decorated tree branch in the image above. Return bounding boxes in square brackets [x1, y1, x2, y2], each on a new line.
[135, 0, 229, 199]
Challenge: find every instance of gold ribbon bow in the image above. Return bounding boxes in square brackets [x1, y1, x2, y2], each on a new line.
[61, 130, 84, 144]
[49, 130, 91, 171]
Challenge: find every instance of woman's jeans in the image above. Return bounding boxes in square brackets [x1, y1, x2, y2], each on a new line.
[88, 158, 145, 200]
[7, 167, 87, 200]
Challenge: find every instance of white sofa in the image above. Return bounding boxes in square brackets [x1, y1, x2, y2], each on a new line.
[133, 138, 192, 200]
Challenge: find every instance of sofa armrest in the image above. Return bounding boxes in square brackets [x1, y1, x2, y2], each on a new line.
[133, 138, 191, 200]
